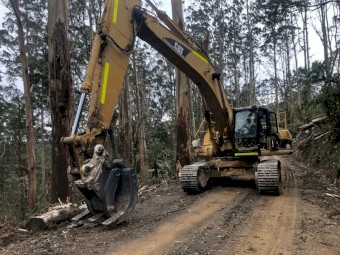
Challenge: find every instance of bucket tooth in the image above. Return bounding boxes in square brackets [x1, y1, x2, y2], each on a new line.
[72, 209, 90, 221]
[101, 211, 125, 226]
[88, 213, 105, 222]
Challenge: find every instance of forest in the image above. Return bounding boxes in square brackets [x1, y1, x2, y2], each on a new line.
[0, 0, 339, 224]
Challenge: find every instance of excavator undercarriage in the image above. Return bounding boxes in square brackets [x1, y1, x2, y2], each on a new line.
[181, 157, 282, 195]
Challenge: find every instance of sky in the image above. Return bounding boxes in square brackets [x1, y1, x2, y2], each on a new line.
[0, 0, 325, 60]
[0, 0, 326, 88]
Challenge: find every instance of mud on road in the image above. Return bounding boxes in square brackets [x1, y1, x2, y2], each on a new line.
[1, 155, 340, 255]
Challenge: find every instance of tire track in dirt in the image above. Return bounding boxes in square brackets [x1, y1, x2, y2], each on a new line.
[109, 187, 251, 255]
[167, 187, 260, 254]
[222, 156, 299, 255]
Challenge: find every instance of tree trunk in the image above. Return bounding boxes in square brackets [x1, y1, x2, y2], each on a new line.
[48, 0, 73, 203]
[285, 30, 293, 123]
[247, 0, 256, 105]
[41, 107, 46, 206]
[9, 0, 36, 212]
[87, 0, 94, 41]
[292, 15, 301, 113]
[232, 12, 240, 108]
[172, 0, 192, 174]
[319, 0, 332, 87]
[273, 33, 279, 112]
[301, 6, 312, 102]
[118, 76, 131, 165]
[133, 53, 146, 184]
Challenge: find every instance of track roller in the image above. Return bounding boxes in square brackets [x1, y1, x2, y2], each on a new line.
[180, 162, 210, 194]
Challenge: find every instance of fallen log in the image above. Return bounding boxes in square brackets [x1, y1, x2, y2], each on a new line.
[298, 122, 313, 131]
[26, 203, 80, 231]
[312, 115, 326, 124]
[313, 131, 331, 141]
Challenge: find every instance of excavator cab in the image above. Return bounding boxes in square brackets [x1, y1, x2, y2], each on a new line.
[233, 106, 280, 155]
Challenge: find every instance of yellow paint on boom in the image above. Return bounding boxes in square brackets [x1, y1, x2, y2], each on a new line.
[192, 50, 208, 64]
[234, 152, 259, 157]
[112, 0, 119, 23]
[100, 62, 110, 104]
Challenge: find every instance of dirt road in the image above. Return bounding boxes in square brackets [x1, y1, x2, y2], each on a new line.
[1, 156, 340, 255]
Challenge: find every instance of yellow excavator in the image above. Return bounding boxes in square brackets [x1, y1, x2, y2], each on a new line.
[62, 0, 292, 225]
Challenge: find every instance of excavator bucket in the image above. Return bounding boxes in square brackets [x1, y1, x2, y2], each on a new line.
[73, 160, 138, 226]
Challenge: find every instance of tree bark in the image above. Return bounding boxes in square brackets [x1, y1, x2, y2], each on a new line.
[172, 0, 192, 174]
[285, 29, 293, 123]
[301, 6, 312, 102]
[247, 0, 256, 105]
[9, 0, 36, 212]
[26, 203, 80, 231]
[232, 11, 240, 108]
[133, 53, 146, 184]
[319, 0, 331, 87]
[41, 107, 46, 206]
[118, 76, 131, 165]
[48, 0, 73, 203]
[273, 33, 279, 112]
[292, 15, 301, 113]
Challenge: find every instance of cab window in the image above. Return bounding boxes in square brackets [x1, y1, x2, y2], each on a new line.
[235, 110, 256, 138]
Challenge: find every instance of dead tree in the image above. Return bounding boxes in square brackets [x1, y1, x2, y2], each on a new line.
[48, 0, 73, 203]
[172, 0, 192, 175]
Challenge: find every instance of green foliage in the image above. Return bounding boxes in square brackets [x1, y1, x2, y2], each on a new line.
[317, 83, 340, 141]
[147, 160, 172, 182]
[128, 44, 176, 172]
[0, 85, 27, 221]
[287, 120, 303, 136]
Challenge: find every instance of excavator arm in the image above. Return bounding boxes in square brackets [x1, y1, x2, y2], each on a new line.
[62, 0, 233, 225]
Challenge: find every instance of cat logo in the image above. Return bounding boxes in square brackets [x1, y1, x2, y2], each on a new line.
[174, 41, 184, 55]
[164, 38, 190, 58]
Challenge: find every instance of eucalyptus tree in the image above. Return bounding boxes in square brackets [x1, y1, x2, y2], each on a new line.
[223, 0, 245, 107]
[253, 0, 294, 113]
[0, 0, 53, 212]
[172, 0, 192, 171]
[298, 0, 312, 103]
[5, 0, 37, 212]
[245, 0, 257, 106]
[48, 0, 73, 203]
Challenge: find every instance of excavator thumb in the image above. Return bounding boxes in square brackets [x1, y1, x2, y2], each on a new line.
[72, 146, 138, 226]
[102, 163, 138, 225]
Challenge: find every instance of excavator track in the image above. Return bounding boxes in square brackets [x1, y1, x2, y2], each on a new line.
[180, 162, 210, 194]
[256, 160, 281, 194]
